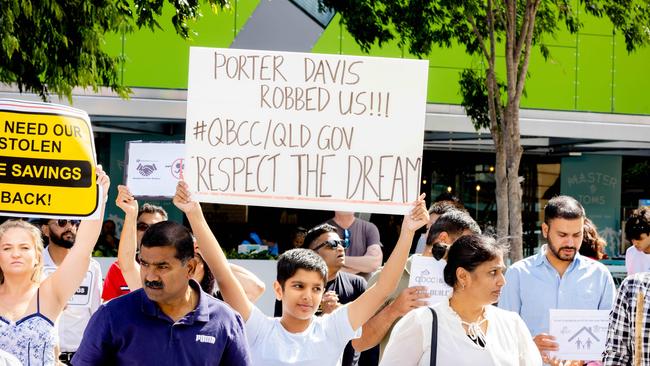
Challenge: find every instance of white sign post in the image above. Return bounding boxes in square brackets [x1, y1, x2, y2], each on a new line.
[185, 47, 429, 214]
[549, 309, 610, 361]
[408, 256, 451, 306]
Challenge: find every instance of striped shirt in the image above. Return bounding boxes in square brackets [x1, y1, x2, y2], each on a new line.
[602, 272, 650, 365]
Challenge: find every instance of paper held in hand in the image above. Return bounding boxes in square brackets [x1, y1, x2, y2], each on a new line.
[548, 309, 609, 361]
[124, 141, 185, 199]
[408, 256, 452, 306]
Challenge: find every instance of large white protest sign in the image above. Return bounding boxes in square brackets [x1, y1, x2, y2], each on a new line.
[549, 309, 609, 361]
[408, 256, 451, 306]
[185, 48, 428, 214]
[125, 141, 185, 199]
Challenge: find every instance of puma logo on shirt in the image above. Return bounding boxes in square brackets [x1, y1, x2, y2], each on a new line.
[195, 334, 216, 344]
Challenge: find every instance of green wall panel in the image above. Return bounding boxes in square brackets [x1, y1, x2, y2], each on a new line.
[122, 28, 191, 88]
[108, 2, 650, 116]
[311, 16, 344, 54]
[613, 33, 650, 115]
[103, 33, 123, 58]
[312, 15, 404, 57]
[120, 0, 259, 89]
[427, 43, 481, 69]
[520, 46, 576, 110]
[542, 0, 578, 47]
[123, 3, 233, 88]
[102, 32, 124, 83]
[581, 10, 614, 36]
[427, 68, 463, 104]
[576, 35, 613, 112]
[235, 0, 261, 30]
[341, 30, 403, 58]
[544, 29, 577, 49]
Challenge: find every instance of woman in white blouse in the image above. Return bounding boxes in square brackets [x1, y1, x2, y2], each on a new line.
[380, 235, 542, 366]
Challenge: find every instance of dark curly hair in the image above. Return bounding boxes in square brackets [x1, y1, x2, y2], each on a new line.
[625, 207, 650, 243]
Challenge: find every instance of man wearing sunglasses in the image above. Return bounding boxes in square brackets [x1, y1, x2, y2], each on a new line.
[39, 218, 103, 365]
[327, 212, 383, 280]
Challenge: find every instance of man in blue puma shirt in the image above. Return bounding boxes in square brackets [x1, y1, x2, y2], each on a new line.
[73, 221, 251, 365]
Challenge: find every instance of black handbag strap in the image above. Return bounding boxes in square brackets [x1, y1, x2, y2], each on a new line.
[429, 307, 438, 366]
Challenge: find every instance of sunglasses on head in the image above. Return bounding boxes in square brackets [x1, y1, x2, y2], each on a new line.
[136, 222, 150, 232]
[55, 219, 80, 228]
[313, 239, 350, 251]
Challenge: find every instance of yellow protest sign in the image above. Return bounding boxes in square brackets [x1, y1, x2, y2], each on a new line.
[0, 99, 97, 217]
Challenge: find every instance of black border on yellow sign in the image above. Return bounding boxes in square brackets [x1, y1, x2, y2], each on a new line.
[0, 108, 98, 217]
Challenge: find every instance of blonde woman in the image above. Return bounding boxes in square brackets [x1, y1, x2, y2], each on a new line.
[0, 168, 109, 365]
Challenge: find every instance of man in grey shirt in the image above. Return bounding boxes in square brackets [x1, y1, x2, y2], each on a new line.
[327, 211, 382, 279]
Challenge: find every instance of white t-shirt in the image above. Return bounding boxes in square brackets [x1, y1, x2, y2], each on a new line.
[625, 246, 650, 275]
[380, 302, 542, 366]
[245, 304, 361, 366]
[42, 247, 103, 352]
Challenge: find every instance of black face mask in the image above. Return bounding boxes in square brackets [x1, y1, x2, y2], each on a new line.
[431, 242, 449, 260]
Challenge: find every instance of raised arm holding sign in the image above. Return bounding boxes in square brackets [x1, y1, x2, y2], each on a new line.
[0, 167, 109, 365]
[173, 180, 429, 366]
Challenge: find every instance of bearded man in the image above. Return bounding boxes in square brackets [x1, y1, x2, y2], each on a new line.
[40, 218, 103, 364]
[498, 196, 615, 363]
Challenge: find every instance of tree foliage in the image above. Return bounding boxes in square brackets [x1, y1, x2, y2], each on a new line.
[325, 0, 650, 260]
[0, 0, 229, 101]
[459, 69, 508, 130]
[323, 0, 649, 58]
[324, 0, 649, 127]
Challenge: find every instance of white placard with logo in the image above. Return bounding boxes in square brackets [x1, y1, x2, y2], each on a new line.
[185, 47, 429, 215]
[408, 256, 452, 306]
[549, 309, 610, 361]
[125, 141, 185, 199]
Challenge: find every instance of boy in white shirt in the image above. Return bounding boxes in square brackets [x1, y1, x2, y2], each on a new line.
[624, 207, 650, 275]
[172, 181, 429, 366]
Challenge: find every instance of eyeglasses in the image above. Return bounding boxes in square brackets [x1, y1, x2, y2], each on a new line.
[343, 229, 350, 248]
[313, 239, 350, 251]
[55, 219, 80, 228]
[136, 222, 150, 232]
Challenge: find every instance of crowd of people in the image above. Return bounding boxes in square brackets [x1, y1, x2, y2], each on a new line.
[1, 169, 650, 365]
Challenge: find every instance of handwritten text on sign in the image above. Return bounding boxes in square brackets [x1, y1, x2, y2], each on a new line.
[0, 99, 97, 218]
[186, 48, 429, 214]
